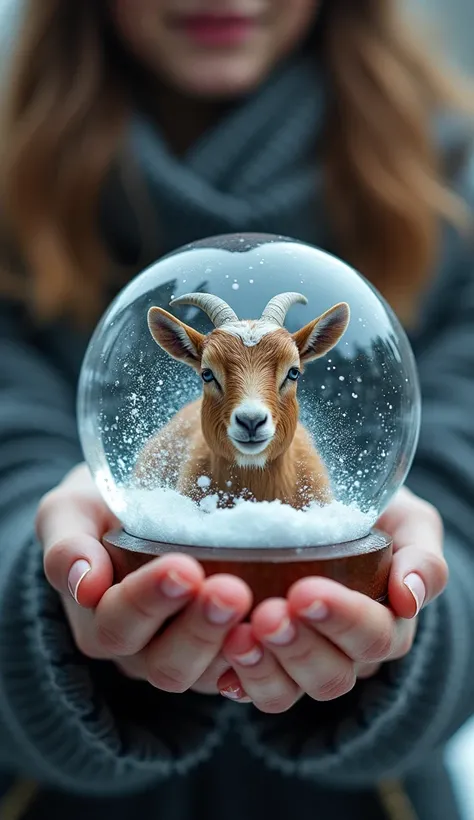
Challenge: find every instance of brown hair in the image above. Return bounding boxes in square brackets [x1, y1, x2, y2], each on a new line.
[0, 0, 472, 325]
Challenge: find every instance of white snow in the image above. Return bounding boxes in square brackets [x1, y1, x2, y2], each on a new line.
[117, 486, 376, 548]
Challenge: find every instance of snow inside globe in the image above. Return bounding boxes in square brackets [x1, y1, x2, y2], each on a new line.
[78, 233, 421, 551]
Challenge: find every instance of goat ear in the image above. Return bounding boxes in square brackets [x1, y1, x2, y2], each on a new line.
[147, 307, 204, 369]
[293, 302, 350, 364]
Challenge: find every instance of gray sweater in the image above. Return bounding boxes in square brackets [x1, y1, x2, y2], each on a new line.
[0, 157, 473, 820]
[0, 4, 474, 818]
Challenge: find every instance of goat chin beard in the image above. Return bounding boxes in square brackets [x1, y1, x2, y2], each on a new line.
[234, 452, 269, 469]
[230, 438, 273, 470]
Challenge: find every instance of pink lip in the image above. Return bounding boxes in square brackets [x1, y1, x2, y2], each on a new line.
[173, 14, 258, 47]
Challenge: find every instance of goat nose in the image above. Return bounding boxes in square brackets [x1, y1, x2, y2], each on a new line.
[235, 412, 268, 436]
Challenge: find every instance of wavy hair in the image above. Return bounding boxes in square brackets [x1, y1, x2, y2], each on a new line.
[0, 0, 472, 324]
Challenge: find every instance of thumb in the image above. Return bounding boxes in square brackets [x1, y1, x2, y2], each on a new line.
[378, 489, 446, 618]
[38, 486, 115, 608]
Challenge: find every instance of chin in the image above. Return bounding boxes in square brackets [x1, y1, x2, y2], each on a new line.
[169, 59, 271, 100]
[232, 439, 273, 469]
[234, 452, 268, 469]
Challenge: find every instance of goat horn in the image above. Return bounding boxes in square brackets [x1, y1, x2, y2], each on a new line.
[260, 292, 308, 326]
[169, 293, 239, 327]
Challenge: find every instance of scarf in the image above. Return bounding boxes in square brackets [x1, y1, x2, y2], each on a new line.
[100, 54, 329, 269]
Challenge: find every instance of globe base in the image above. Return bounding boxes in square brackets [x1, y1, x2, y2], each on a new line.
[102, 528, 393, 607]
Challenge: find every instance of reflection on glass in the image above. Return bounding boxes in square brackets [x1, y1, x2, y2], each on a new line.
[78, 233, 420, 548]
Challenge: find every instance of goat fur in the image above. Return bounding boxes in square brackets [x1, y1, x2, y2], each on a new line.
[134, 296, 349, 510]
[135, 396, 332, 508]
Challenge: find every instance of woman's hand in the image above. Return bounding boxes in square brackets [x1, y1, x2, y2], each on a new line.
[217, 488, 448, 710]
[37, 464, 252, 692]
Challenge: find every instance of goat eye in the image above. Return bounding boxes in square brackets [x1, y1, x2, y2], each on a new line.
[287, 367, 300, 382]
[201, 369, 215, 384]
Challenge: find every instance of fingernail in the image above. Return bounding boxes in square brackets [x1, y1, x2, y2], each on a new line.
[264, 617, 296, 646]
[404, 573, 426, 615]
[220, 684, 251, 702]
[204, 595, 237, 625]
[233, 646, 263, 667]
[298, 600, 329, 622]
[67, 560, 91, 603]
[160, 570, 194, 599]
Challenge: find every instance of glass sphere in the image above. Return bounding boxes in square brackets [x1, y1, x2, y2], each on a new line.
[78, 233, 420, 548]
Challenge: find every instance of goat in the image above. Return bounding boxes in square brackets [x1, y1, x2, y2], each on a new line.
[134, 292, 350, 510]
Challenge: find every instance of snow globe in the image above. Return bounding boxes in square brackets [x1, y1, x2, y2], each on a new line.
[78, 233, 421, 605]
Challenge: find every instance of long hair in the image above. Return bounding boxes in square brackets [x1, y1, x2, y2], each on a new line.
[0, 0, 472, 325]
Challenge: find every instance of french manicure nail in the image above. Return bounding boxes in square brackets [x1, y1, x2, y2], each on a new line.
[264, 617, 296, 646]
[204, 596, 237, 625]
[220, 684, 243, 700]
[160, 570, 194, 599]
[404, 573, 426, 615]
[67, 560, 91, 603]
[233, 646, 263, 667]
[298, 600, 329, 622]
[220, 684, 251, 702]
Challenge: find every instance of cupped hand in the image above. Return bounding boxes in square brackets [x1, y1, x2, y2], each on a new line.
[218, 487, 448, 711]
[37, 464, 252, 693]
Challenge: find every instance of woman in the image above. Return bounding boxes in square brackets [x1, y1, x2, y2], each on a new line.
[0, 1, 472, 818]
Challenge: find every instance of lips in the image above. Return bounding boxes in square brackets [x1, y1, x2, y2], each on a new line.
[171, 13, 258, 47]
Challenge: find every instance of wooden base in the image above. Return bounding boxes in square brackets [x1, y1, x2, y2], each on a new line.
[103, 529, 393, 607]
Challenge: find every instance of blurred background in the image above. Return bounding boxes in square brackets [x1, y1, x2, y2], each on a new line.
[410, 2, 474, 818]
[414, 0, 474, 73]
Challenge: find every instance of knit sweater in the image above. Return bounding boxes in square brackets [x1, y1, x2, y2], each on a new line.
[0, 4, 474, 819]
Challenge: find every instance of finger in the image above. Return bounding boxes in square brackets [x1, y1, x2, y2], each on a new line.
[191, 653, 231, 695]
[286, 577, 399, 664]
[378, 488, 443, 559]
[92, 554, 204, 656]
[221, 623, 299, 712]
[389, 546, 448, 619]
[39, 488, 114, 608]
[355, 662, 381, 679]
[216, 669, 252, 704]
[145, 574, 252, 693]
[251, 599, 356, 702]
[115, 657, 146, 680]
[37, 475, 116, 548]
[389, 617, 417, 660]
[100, 641, 233, 692]
[379, 489, 448, 618]
[354, 618, 416, 679]
[377, 490, 446, 616]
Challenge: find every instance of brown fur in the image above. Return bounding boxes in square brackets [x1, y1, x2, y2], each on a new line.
[134, 313, 349, 508]
[199, 330, 300, 464]
[135, 397, 331, 509]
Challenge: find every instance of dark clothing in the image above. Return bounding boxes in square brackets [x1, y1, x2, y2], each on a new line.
[9, 745, 465, 820]
[0, 8, 474, 819]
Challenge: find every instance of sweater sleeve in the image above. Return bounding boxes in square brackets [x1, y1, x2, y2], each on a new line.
[235, 228, 474, 786]
[0, 305, 230, 796]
